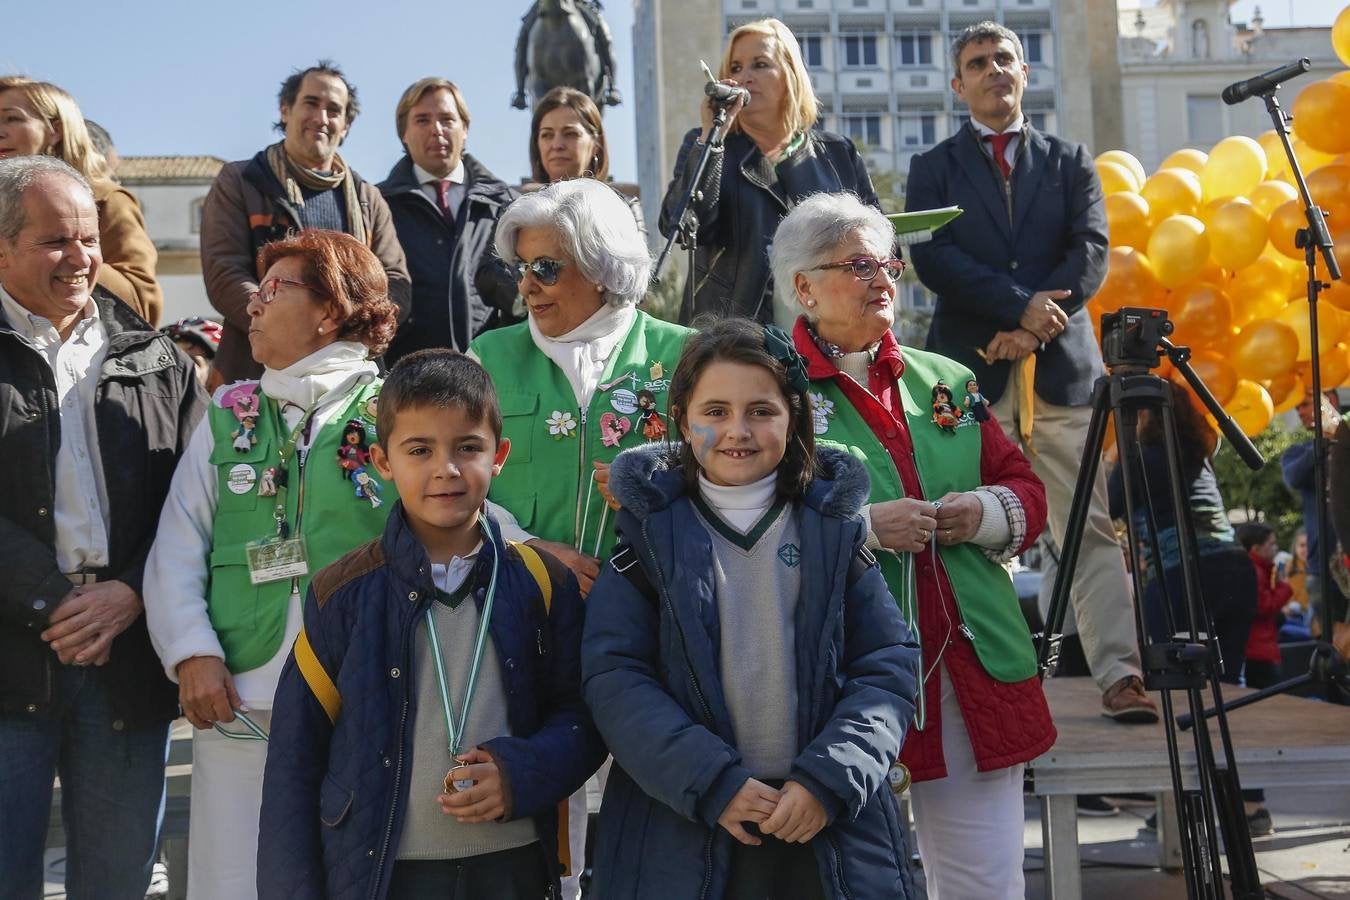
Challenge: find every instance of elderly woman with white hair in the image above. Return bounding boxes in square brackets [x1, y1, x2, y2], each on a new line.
[470, 176, 689, 900]
[776, 192, 1052, 898]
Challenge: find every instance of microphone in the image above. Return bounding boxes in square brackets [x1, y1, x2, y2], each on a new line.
[705, 81, 749, 106]
[1222, 58, 1311, 105]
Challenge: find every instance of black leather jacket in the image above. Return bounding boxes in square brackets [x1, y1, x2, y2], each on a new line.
[0, 289, 205, 726]
[659, 128, 879, 324]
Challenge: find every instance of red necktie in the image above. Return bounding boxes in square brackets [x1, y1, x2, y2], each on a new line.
[436, 179, 455, 225]
[983, 133, 1014, 180]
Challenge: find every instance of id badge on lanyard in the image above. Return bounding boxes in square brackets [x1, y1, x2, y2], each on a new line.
[246, 399, 317, 585]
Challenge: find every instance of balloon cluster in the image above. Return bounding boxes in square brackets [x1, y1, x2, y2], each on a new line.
[1089, 8, 1350, 437]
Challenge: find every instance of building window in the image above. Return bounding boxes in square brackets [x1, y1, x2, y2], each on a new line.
[190, 197, 205, 234]
[899, 114, 936, 147]
[896, 32, 933, 67]
[796, 33, 823, 68]
[740, 0, 757, 9]
[1187, 95, 1222, 144]
[843, 114, 883, 147]
[1026, 111, 1047, 131]
[841, 35, 878, 68]
[1016, 31, 1043, 64]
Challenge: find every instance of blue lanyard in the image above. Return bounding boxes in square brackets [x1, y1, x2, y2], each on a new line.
[424, 525, 499, 759]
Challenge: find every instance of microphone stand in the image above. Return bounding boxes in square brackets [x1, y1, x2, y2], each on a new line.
[1258, 88, 1343, 649]
[652, 104, 729, 316]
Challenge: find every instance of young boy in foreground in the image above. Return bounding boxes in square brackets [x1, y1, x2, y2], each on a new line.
[257, 349, 604, 900]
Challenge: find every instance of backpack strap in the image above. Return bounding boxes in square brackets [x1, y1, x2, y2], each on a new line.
[508, 540, 554, 612]
[608, 542, 657, 605]
[294, 628, 341, 725]
[849, 545, 878, 586]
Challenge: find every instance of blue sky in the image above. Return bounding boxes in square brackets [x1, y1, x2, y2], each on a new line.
[2, 1, 1342, 186]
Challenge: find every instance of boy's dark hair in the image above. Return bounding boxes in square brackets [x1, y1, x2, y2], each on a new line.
[1235, 521, 1276, 551]
[376, 349, 502, 445]
[667, 317, 817, 499]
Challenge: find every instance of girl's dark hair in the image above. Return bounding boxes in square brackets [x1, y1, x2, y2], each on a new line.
[667, 317, 817, 499]
[1235, 521, 1275, 551]
[1138, 381, 1217, 476]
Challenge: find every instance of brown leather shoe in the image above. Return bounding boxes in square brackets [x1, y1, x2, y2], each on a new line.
[1101, 675, 1159, 723]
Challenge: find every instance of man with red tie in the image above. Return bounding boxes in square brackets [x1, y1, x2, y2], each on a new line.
[379, 78, 519, 365]
[906, 22, 1157, 724]
[200, 61, 410, 382]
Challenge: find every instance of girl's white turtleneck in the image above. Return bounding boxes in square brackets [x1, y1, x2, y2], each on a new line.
[697, 471, 779, 533]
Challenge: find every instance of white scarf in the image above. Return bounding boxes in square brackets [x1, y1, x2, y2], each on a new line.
[528, 302, 636, 407]
[698, 471, 779, 533]
[260, 341, 378, 411]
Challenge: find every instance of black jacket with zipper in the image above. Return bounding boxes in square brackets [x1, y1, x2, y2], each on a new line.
[0, 288, 206, 726]
[659, 128, 879, 325]
[379, 153, 519, 363]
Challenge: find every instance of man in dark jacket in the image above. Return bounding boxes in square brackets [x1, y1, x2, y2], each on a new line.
[0, 155, 205, 899]
[907, 22, 1155, 723]
[200, 60, 411, 382]
[380, 78, 519, 363]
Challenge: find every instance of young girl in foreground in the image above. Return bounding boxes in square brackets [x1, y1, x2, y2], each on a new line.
[582, 318, 920, 899]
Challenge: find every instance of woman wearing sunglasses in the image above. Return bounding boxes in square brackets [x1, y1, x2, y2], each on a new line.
[142, 230, 400, 900]
[776, 193, 1052, 898]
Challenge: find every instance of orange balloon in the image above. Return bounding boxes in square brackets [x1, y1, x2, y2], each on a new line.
[1171, 282, 1233, 347]
[1095, 246, 1163, 313]
[1307, 164, 1350, 222]
[1335, 7, 1350, 67]
[1249, 180, 1298, 217]
[1276, 300, 1349, 361]
[1141, 168, 1203, 224]
[1259, 130, 1289, 181]
[1207, 199, 1269, 272]
[1292, 81, 1350, 155]
[1224, 380, 1275, 437]
[1230, 256, 1296, 326]
[1268, 199, 1307, 259]
[1105, 192, 1152, 251]
[1096, 160, 1137, 196]
[1201, 136, 1267, 202]
[1096, 150, 1146, 191]
[1325, 279, 1350, 312]
[1294, 137, 1337, 176]
[1231, 319, 1300, 380]
[1148, 215, 1210, 287]
[1161, 148, 1208, 175]
[1266, 371, 1305, 412]
[1181, 352, 1238, 406]
[1298, 344, 1350, 389]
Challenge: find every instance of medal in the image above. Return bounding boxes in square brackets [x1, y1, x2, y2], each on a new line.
[444, 763, 475, 794]
[887, 762, 911, 795]
[648, 360, 664, 380]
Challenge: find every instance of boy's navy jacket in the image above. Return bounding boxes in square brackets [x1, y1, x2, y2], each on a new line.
[257, 503, 604, 900]
[584, 444, 921, 900]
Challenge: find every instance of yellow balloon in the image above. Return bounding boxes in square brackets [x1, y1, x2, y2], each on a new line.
[1258, 130, 1288, 181]
[1277, 300, 1349, 361]
[1094, 246, 1163, 313]
[1161, 148, 1208, 175]
[1299, 344, 1350, 390]
[1292, 81, 1350, 155]
[1231, 256, 1296, 326]
[1147, 215, 1210, 287]
[1182, 352, 1238, 406]
[1268, 199, 1307, 259]
[1096, 150, 1145, 191]
[1249, 179, 1298, 217]
[1336, 6, 1350, 67]
[1096, 160, 1138, 196]
[1201, 136, 1267, 202]
[1105, 192, 1152, 251]
[1224, 380, 1275, 437]
[1208, 199, 1269, 272]
[1141, 168, 1203, 223]
[1231, 319, 1300, 380]
[1293, 137, 1337, 176]
[1171, 282, 1233, 347]
[1332, 71, 1350, 90]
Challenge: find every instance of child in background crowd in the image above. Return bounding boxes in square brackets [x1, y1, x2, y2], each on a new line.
[582, 319, 920, 900]
[257, 350, 604, 900]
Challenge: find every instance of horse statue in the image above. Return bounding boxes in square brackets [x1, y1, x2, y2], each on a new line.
[512, 0, 621, 111]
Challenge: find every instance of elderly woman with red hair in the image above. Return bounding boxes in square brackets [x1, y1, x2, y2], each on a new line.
[142, 230, 400, 900]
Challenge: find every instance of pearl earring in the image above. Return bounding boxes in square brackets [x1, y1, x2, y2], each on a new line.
[805, 299, 817, 308]
[317, 326, 324, 334]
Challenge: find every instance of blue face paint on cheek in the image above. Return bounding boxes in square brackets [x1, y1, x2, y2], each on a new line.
[688, 421, 718, 468]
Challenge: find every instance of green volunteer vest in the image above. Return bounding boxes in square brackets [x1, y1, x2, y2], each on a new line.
[472, 310, 690, 560]
[811, 347, 1036, 682]
[206, 379, 395, 673]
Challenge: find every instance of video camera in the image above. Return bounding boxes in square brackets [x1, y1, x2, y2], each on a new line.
[1100, 307, 1173, 370]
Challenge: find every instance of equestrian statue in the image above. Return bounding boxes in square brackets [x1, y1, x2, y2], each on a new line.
[512, 0, 622, 111]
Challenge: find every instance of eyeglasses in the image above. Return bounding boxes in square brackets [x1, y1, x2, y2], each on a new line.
[249, 276, 315, 305]
[513, 257, 567, 286]
[812, 256, 906, 283]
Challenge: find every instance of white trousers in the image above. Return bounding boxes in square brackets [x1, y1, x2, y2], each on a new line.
[186, 713, 271, 900]
[909, 673, 1026, 900]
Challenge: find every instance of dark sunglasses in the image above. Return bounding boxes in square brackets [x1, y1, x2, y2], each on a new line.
[812, 255, 906, 283]
[514, 257, 567, 286]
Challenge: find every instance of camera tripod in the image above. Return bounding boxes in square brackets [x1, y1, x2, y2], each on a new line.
[1035, 308, 1264, 900]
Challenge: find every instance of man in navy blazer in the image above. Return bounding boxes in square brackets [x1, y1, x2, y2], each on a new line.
[907, 21, 1156, 725]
